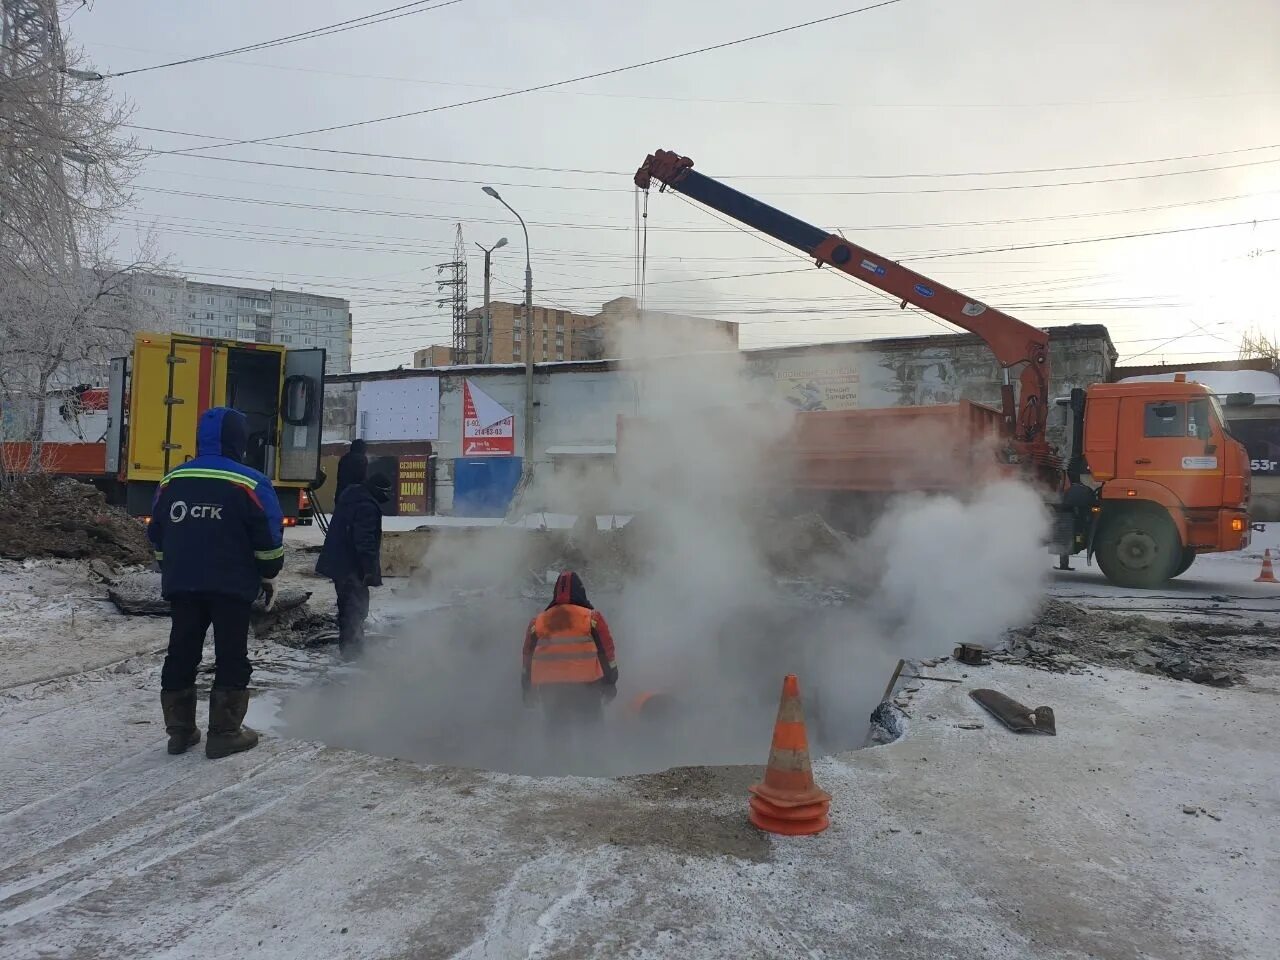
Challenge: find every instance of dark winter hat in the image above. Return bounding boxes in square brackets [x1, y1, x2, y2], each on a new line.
[350, 438, 367, 455]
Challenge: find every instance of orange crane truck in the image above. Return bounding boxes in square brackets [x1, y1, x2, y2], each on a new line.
[634, 149, 1251, 587]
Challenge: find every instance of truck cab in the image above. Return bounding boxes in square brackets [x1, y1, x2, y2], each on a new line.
[1079, 374, 1250, 585]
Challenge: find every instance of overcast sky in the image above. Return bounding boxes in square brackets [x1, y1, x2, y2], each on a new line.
[69, 0, 1280, 371]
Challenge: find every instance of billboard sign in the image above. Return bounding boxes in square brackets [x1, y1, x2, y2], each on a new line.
[397, 454, 429, 515]
[462, 379, 515, 456]
[356, 377, 440, 441]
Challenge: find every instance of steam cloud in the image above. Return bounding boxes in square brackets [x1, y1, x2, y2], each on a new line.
[281, 317, 1050, 776]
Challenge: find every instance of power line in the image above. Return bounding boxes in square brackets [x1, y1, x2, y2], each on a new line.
[153, 0, 912, 154]
[107, 0, 466, 78]
[900, 217, 1280, 261]
[141, 131, 1280, 195]
[95, 40, 1280, 112]
[131, 181, 1280, 240]
[133, 121, 1280, 181]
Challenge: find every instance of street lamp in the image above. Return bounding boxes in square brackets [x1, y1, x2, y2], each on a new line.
[474, 236, 508, 365]
[61, 68, 104, 82]
[482, 186, 535, 477]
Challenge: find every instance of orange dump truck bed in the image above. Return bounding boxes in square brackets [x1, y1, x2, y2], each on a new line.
[617, 400, 1009, 496]
[785, 400, 1007, 493]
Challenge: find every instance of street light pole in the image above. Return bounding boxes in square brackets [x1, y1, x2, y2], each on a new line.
[482, 186, 534, 475]
[473, 236, 507, 364]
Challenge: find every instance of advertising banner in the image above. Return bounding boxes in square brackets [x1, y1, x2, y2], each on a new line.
[462, 379, 515, 456]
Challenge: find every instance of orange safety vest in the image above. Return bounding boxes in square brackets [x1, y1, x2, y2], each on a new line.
[529, 604, 604, 686]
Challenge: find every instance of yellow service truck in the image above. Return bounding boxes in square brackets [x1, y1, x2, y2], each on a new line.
[104, 333, 326, 522]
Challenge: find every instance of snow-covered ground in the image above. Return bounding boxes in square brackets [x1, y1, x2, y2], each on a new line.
[2, 541, 1279, 958]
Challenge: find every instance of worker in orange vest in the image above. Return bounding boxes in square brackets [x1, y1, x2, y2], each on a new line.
[522, 571, 618, 724]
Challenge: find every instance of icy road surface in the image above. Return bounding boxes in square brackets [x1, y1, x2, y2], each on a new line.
[1, 547, 1279, 958]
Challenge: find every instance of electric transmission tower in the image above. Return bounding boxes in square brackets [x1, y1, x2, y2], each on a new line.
[1, 0, 78, 267]
[436, 224, 469, 364]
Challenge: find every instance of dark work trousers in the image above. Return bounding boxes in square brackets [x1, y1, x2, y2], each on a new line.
[334, 577, 370, 649]
[540, 684, 605, 729]
[160, 593, 253, 690]
[539, 685, 607, 772]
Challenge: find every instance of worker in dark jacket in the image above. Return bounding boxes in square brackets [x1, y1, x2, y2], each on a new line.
[316, 473, 390, 657]
[334, 438, 368, 500]
[148, 407, 284, 759]
[522, 571, 618, 728]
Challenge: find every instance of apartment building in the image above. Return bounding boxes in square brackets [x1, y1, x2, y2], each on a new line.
[133, 274, 353, 373]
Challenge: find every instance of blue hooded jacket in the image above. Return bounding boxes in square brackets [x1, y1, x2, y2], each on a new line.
[147, 407, 285, 602]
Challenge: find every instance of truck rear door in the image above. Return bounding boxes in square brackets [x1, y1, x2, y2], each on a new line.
[128, 336, 218, 479]
[105, 357, 127, 476]
[277, 348, 326, 484]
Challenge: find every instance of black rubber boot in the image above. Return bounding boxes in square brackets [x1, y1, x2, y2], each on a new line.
[161, 688, 201, 755]
[205, 688, 259, 760]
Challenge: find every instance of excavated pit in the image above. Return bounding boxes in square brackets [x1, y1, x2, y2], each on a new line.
[272, 594, 898, 777]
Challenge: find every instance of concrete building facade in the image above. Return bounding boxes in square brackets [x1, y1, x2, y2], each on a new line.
[132, 274, 353, 373]
[413, 345, 455, 368]
[325, 324, 1116, 514]
[585, 297, 740, 360]
[466, 302, 595, 364]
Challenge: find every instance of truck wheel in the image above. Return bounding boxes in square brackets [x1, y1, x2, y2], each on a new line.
[1095, 506, 1182, 589]
[1171, 547, 1196, 578]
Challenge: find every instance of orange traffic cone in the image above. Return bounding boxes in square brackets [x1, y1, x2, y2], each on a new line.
[1257, 549, 1278, 583]
[748, 674, 831, 836]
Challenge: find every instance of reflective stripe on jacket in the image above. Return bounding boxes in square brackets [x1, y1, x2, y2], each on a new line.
[528, 604, 606, 686]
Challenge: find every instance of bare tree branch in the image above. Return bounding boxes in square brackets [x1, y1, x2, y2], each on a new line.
[1, 5, 163, 477]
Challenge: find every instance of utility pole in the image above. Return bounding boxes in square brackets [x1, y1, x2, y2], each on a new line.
[474, 236, 507, 364]
[482, 186, 535, 476]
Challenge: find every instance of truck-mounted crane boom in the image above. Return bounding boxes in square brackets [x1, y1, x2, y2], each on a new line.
[635, 149, 1053, 466]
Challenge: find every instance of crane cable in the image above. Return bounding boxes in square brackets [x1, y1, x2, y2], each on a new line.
[634, 185, 650, 313]
[640, 190, 650, 314]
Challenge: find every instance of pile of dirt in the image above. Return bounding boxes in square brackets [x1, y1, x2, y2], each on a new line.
[1000, 599, 1280, 686]
[0, 476, 153, 564]
[255, 607, 337, 648]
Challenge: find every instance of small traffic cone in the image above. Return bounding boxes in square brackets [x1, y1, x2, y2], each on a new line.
[748, 674, 831, 836]
[1257, 549, 1278, 583]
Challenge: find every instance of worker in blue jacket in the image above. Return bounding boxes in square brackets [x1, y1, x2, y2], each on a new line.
[148, 407, 285, 760]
